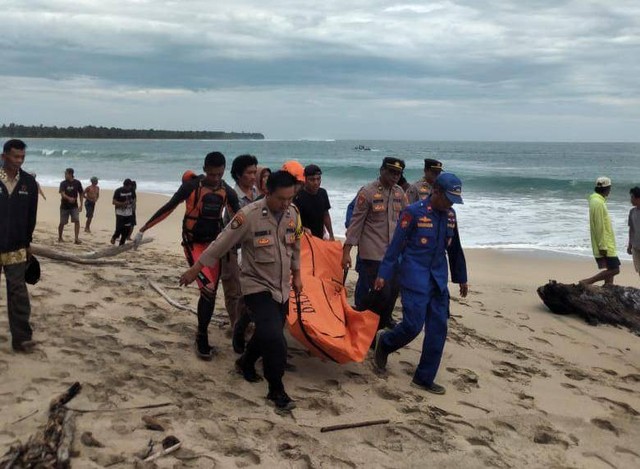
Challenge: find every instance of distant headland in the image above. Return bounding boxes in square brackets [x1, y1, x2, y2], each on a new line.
[0, 123, 265, 140]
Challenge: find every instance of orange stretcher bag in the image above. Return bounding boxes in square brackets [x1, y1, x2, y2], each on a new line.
[287, 233, 379, 363]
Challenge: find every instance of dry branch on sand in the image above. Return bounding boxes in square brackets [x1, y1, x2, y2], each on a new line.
[1, 382, 82, 468]
[30, 237, 153, 265]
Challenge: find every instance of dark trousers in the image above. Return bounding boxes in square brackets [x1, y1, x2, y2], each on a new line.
[112, 215, 133, 245]
[243, 292, 288, 393]
[354, 259, 400, 329]
[380, 281, 449, 385]
[220, 249, 243, 326]
[1, 262, 32, 347]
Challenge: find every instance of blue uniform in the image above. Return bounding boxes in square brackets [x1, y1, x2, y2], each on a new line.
[377, 197, 467, 385]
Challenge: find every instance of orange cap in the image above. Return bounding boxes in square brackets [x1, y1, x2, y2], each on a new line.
[281, 160, 305, 183]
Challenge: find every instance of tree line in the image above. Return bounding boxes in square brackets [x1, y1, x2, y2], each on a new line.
[0, 123, 264, 140]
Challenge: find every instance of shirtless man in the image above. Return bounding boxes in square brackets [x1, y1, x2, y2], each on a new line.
[83, 177, 100, 233]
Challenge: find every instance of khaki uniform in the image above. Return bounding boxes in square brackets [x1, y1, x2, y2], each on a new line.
[345, 180, 407, 261]
[405, 178, 432, 204]
[198, 198, 300, 304]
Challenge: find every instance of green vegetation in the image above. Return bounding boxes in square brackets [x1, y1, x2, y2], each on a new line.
[0, 123, 264, 140]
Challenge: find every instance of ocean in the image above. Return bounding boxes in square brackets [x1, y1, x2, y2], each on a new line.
[19, 138, 640, 259]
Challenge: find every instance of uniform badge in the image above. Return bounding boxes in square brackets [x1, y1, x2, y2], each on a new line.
[230, 213, 245, 229]
[288, 219, 295, 228]
[257, 238, 271, 245]
[400, 212, 412, 229]
[357, 193, 366, 207]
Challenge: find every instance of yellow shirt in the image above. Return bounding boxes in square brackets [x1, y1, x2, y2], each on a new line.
[589, 193, 616, 257]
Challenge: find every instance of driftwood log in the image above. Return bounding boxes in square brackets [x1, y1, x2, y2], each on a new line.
[30, 237, 153, 265]
[1, 382, 82, 468]
[537, 280, 640, 334]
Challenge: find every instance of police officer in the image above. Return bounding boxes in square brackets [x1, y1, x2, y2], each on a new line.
[405, 158, 443, 204]
[372, 173, 468, 395]
[342, 157, 407, 329]
[180, 170, 302, 411]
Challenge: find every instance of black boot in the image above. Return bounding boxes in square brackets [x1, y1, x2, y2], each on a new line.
[195, 332, 214, 360]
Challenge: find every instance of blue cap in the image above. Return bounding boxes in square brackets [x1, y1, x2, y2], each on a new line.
[435, 172, 463, 204]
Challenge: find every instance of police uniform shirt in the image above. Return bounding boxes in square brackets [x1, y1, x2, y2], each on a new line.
[377, 198, 467, 294]
[405, 178, 432, 204]
[197, 198, 301, 303]
[344, 179, 407, 261]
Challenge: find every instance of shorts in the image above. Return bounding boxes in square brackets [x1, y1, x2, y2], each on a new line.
[184, 242, 221, 295]
[85, 200, 96, 218]
[595, 256, 621, 270]
[632, 248, 640, 273]
[60, 207, 80, 225]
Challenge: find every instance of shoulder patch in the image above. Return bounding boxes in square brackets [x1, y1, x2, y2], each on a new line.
[230, 213, 245, 229]
[357, 193, 367, 208]
[400, 211, 413, 229]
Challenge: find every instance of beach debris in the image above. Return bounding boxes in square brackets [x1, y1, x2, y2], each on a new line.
[149, 280, 227, 325]
[30, 237, 153, 265]
[537, 281, 640, 334]
[320, 418, 390, 433]
[143, 435, 182, 462]
[142, 415, 165, 432]
[1, 382, 82, 468]
[81, 431, 105, 448]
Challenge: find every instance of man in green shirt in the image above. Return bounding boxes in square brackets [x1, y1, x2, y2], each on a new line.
[580, 177, 620, 285]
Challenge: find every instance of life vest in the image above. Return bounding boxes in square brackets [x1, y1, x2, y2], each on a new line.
[182, 178, 228, 244]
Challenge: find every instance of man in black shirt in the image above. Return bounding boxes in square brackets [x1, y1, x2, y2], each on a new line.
[111, 179, 136, 245]
[1, 139, 39, 352]
[58, 168, 83, 244]
[293, 164, 334, 240]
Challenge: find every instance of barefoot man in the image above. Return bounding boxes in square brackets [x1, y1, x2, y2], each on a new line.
[83, 176, 100, 233]
[58, 168, 83, 244]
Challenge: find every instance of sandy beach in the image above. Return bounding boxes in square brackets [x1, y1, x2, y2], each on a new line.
[1, 186, 639, 468]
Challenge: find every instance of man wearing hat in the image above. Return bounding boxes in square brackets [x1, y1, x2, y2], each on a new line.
[293, 164, 334, 240]
[1, 139, 39, 352]
[342, 157, 407, 329]
[406, 158, 443, 204]
[83, 176, 100, 233]
[372, 172, 468, 395]
[580, 177, 620, 285]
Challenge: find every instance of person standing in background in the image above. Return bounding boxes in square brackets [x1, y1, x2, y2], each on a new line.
[627, 186, 640, 279]
[406, 159, 443, 204]
[257, 167, 271, 198]
[294, 164, 334, 240]
[580, 177, 620, 285]
[58, 168, 83, 244]
[83, 176, 100, 233]
[1, 139, 39, 352]
[111, 179, 135, 246]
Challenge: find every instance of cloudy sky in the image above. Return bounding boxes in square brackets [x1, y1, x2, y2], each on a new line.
[1, 0, 639, 140]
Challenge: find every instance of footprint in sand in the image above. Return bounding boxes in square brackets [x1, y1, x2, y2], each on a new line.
[446, 367, 479, 393]
[518, 324, 535, 333]
[530, 336, 552, 345]
[590, 418, 620, 436]
[304, 396, 344, 416]
[591, 396, 639, 417]
[374, 384, 404, 401]
[532, 425, 573, 449]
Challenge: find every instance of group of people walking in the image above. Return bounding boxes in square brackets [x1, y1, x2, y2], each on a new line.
[1, 138, 470, 411]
